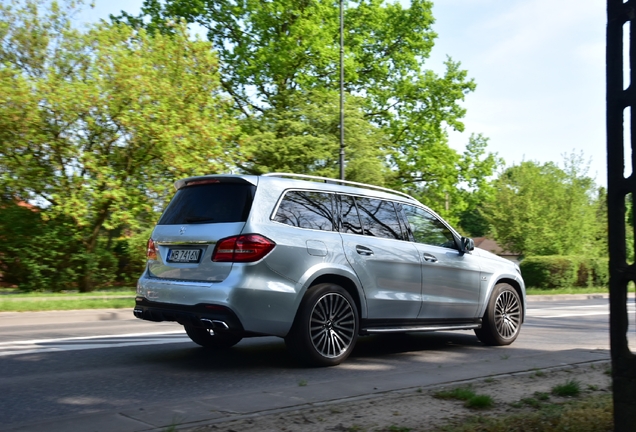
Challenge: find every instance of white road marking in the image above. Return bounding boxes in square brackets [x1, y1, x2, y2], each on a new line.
[3, 303, 635, 357]
[0, 331, 191, 357]
[528, 303, 635, 319]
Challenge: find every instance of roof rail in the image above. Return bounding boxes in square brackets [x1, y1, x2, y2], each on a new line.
[262, 173, 417, 201]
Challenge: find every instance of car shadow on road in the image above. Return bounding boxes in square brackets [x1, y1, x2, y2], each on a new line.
[131, 331, 488, 371]
[351, 331, 484, 357]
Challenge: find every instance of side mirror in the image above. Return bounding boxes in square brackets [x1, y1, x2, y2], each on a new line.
[460, 237, 474, 255]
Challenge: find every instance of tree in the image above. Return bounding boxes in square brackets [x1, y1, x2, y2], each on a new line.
[116, 0, 498, 217]
[482, 155, 603, 257]
[0, 0, 238, 290]
[236, 90, 390, 183]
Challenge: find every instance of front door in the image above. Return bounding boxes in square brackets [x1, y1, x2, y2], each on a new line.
[402, 205, 481, 320]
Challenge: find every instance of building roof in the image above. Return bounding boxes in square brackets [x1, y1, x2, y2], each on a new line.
[473, 237, 520, 257]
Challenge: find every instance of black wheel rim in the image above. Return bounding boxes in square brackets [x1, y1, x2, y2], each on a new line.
[309, 293, 356, 358]
[494, 290, 521, 339]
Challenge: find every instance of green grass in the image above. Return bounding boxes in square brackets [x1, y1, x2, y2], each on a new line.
[0, 287, 136, 311]
[0, 287, 136, 297]
[525, 286, 616, 296]
[435, 387, 477, 401]
[436, 394, 612, 432]
[551, 379, 581, 397]
[0, 297, 135, 312]
[464, 394, 494, 409]
[434, 387, 495, 410]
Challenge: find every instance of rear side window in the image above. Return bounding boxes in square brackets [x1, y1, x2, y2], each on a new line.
[355, 197, 404, 240]
[158, 183, 255, 225]
[274, 191, 335, 231]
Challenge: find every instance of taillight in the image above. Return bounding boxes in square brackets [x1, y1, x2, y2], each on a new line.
[146, 238, 158, 260]
[212, 234, 276, 263]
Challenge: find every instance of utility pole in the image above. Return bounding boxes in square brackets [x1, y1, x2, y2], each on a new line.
[339, 0, 345, 180]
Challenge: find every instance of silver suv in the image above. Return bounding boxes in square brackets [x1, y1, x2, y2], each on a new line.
[135, 173, 525, 366]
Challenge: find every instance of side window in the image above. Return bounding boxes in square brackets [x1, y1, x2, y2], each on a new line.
[355, 197, 404, 240]
[274, 191, 335, 231]
[339, 195, 364, 235]
[403, 205, 457, 249]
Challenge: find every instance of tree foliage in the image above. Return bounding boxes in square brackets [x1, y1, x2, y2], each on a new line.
[0, 0, 237, 290]
[116, 0, 500, 224]
[482, 156, 605, 257]
[0, 0, 505, 291]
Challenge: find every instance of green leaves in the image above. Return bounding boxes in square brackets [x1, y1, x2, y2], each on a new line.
[116, 0, 494, 225]
[0, 1, 237, 290]
[482, 156, 604, 257]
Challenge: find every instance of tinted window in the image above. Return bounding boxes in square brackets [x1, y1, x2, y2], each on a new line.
[339, 195, 364, 235]
[355, 197, 404, 240]
[158, 183, 255, 225]
[274, 191, 335, 231]
[403, 205, 456, 249]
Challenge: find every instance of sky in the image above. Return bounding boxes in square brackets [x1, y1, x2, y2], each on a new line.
[78, 0, 609, 185]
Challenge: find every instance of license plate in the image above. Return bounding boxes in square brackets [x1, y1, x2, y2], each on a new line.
[167, 249, 201, 263]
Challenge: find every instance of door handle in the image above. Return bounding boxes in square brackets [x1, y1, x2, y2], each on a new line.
[355, 245, 374, 256]
[422, 253, 438, 263]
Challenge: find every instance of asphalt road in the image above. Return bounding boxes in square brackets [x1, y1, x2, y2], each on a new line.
[0, 297, 633, 431]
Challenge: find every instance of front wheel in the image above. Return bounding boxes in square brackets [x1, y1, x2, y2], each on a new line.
[184, 325, 242, 349]
[475, 283, 522, 346]
[285, 283, 359, 367]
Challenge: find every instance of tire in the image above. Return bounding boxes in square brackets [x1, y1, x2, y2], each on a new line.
[475, 283, 522, 346]
[184, 325, 242, 349]
[285, 283, 359, 367]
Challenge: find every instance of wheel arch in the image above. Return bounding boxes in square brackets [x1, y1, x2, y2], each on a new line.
[307, 274, 364, 321]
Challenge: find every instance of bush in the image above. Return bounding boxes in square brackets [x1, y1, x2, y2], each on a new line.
[520, 256, 609, 289]
[0, 200, 144, 291]
[112, 227, 153, 284]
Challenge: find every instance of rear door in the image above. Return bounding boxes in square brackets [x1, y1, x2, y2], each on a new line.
[148, 178, 256, 282]
[339, 195, 422, 319]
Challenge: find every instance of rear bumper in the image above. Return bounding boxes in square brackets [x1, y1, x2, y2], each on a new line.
[133, 297, 245, 334]
[136, 269, 300, 337]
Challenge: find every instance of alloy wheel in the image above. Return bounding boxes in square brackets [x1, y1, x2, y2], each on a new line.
[494, 290, 521, 339]
[309, 293, 356, 358]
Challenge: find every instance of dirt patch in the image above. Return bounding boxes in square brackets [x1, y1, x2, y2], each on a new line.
[185, 361, 612, 432]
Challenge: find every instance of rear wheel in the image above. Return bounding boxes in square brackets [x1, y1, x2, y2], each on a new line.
[475, 283, 522, 346]
[285, 283, 358, 367]
[184, 325, 242, 348]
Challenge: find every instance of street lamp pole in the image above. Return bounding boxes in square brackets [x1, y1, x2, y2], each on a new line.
[339, 0, 345, 180]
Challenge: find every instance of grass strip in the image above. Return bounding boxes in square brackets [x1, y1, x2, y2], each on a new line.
[437, 394, 613, 432]
[526, 286, 609, 295]
[0, 297, 134, 312]
[0, 288, 136, 297]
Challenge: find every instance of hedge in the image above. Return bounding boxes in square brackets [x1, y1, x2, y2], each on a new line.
[520, 256, 609, 289]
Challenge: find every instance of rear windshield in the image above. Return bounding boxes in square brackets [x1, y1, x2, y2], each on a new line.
[158, 182, 256, 225]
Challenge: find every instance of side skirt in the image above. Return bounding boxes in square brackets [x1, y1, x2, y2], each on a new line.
[360, 318, 481, 335]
